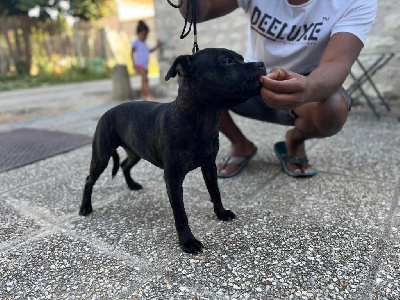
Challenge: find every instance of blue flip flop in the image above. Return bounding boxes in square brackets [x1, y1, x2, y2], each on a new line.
[274, 141, 317, 177]
[217, 146, 258, 178]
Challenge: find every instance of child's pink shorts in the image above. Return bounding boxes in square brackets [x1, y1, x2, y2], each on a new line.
[135, 65, 147, 71]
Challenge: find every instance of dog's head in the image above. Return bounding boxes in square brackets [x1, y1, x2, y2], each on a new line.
[165, 48, 266, 108]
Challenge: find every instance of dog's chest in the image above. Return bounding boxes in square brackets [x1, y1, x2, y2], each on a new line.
[169, 129, 218, 171]
[193, 133, 218, 156]
[165, 108, 220, 170]
[189, 138, 218, 169]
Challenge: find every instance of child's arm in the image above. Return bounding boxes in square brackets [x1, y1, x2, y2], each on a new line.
[150, 39, 161, 53]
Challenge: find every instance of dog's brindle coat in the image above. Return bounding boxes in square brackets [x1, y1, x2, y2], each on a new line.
[79, 48, 266, 254]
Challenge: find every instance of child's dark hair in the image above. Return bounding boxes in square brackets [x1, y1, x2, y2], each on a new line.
[137, 20, 149, 34]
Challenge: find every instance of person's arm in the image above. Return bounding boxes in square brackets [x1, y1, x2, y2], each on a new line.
[259, 32, 363, 110]
[178, 0, 239, 22]
[150, 39, 161, 52]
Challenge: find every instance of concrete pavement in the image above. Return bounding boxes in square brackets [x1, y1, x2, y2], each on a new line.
[0, 80, 399, 299]
[0, 77, 160, 124]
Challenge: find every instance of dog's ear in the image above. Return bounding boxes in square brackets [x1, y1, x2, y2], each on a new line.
[165, 55, 193, 81]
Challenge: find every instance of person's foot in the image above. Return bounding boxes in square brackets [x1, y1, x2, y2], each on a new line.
[285, 129, 313, 174]
[217, 140, 255, 176]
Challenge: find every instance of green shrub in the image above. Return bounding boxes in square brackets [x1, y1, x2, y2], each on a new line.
[0, 65, 111, 91]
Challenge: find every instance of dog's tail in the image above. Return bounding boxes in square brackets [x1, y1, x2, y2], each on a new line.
[111, 150, 120, 178]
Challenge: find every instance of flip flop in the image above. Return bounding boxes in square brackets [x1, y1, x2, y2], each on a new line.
[274, 141, 317, 177]
[217, 146, 258, 178]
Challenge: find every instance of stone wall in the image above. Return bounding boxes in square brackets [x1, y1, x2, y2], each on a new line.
[361, 0, 400, 101]
[153, 0, 399, 101]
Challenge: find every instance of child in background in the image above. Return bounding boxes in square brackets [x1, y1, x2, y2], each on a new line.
[131, 20, 160, 101]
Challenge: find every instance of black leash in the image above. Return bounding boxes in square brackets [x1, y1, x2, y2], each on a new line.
[166, 0, 199, 54]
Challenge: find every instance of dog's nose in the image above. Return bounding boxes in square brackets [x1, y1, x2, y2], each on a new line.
[257, 62, 265, 68]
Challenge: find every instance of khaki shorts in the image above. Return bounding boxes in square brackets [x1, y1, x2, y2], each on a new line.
[229, 87, 352, 126]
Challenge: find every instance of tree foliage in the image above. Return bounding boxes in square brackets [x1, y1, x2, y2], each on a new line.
[0, 0, 62, 19]
[0, 0, 115, 21]
[68, 0, 116, 21]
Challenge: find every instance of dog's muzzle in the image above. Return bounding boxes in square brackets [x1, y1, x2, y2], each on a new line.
[242, 67, 266, 94]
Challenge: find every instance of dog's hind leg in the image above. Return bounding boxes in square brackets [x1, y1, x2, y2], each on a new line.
[201, 163, 236, 221]
[79, 133, 115, 216]
[121, 151, 142, 190]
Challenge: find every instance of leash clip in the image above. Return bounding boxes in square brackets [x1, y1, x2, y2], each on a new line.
[168, 0, 200, 54]
[192, 35, 199, 54]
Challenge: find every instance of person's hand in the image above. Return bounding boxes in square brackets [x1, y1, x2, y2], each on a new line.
[156, 39, 162, 48]
[259, 67, 313, 110]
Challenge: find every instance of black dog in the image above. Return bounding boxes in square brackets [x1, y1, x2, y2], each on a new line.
[79, 48, 266, 254]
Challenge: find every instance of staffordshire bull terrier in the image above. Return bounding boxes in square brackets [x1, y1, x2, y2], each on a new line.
[79, 48, 266, 254]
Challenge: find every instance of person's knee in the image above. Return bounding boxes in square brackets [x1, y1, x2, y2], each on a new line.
[317, 93, 348, 137]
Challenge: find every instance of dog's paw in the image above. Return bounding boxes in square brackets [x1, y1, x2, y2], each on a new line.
[216, 209, 236, 221]
[127, 181, 143, 190]
[79, 205, 93, 216]
[180, 237, 204, 254]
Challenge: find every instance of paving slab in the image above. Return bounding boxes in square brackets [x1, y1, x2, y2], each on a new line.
[0, 200, 42, 244]
[309, 115, 400, 183]
[372, 205, 400, 299]
[373, 248, 400, 299]
[131, 211, 378, 299]
[0, 232, 150, 299]
[249, 173, 396, 235]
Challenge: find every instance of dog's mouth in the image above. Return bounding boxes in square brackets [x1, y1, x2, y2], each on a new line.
[242, 66, 266, 94]
[242, 75, 262, 94]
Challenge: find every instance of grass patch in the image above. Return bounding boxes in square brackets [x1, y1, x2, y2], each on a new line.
[0, 66, 111, 92]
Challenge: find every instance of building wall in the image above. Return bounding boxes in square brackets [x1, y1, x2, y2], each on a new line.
[361, 0, 400, 101]
[154, 0, 399, 101]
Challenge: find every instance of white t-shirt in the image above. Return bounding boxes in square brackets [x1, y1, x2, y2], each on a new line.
[237, 0, 377, 74]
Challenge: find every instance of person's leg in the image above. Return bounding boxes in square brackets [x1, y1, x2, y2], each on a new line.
[217, 91, 349, 176]
[142, 69, 154, 101]
[217, 95, 295, 176]
[286, 91, 348, 174]
[136, 67, 153, 101]
[216, 109, 255, 176]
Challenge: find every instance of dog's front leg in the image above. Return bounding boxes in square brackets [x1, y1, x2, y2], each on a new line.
[201, 163, 236, 221]
[164, 170, 203, 254]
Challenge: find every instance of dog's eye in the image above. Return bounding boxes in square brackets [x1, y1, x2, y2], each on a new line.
[224, 58, 235, 65]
